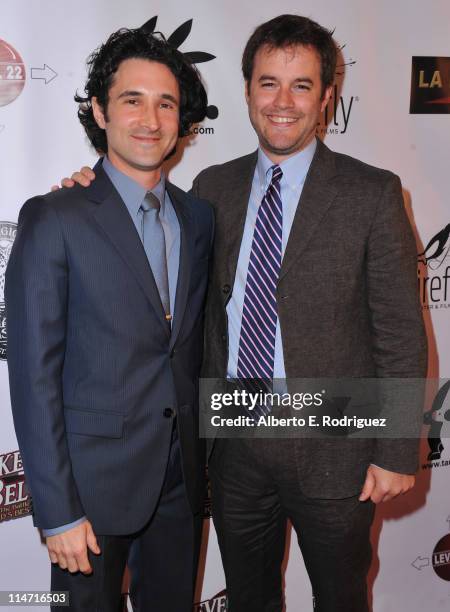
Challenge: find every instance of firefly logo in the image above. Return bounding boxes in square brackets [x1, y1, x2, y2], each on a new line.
[317, 36, 358, 136]
[417, 224, 450, 310]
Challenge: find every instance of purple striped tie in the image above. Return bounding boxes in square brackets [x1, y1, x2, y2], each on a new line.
[237, 165, 283, 384]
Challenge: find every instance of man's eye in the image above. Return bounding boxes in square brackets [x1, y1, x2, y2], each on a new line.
[126, 98, 138, 105]
[261, 82, 276, 88]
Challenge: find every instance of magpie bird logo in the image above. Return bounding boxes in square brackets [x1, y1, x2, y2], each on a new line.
[418, 224, 450, 267]
[140, 16, 218, 120]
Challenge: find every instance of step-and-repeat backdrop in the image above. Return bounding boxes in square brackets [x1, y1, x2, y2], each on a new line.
[1, 1, 449, 610]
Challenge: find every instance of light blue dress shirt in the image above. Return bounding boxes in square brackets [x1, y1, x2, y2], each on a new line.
[226, 139, 316, 380]
[103, 156, 180, 318]
[43, 157, 180, 537]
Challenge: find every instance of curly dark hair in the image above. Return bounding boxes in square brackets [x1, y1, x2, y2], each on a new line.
[242, 15, 337, 98]
[75, 28, 207, 154]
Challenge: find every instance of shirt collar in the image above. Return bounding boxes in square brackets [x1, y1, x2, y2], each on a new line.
[257, 137, 317, 191]
[102, 156, 166, 216]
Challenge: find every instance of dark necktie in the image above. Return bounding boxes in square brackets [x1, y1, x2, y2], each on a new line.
[140, 192, 171, 323]
[237, 165, 283, 382]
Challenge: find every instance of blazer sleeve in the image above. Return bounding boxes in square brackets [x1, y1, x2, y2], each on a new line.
[6, 197, 85, 529]
[366, 174, 427, 473]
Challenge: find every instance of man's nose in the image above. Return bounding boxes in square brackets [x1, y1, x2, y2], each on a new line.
[274, 86, 295, 109]
[139, 102, 160, 131]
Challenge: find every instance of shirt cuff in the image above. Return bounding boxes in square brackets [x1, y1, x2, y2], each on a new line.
[42, 516, 87, 537]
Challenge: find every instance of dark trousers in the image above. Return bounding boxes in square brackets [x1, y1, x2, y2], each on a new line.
[209, 438, 375, 612]
[51, 436, 202, 612]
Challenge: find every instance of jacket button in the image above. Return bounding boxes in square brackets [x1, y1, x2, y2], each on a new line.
[222, 334, 227, 341]
[170, 349, 175, 358]
[222, 284, 231, 294]
[164, 408, 174, 418]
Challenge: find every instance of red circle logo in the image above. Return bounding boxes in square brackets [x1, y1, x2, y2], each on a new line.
[0, 39, 26, 107]
[432, 534, 450, 581]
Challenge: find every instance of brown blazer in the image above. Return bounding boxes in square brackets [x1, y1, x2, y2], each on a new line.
[192, 139, 427, 499]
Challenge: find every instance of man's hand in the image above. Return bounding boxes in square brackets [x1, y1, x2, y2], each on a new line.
[51, 167, 95, 192]
[46, 520, 100, 574]
[359, 464, 415, 503]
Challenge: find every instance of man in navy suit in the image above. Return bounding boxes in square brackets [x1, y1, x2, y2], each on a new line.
[6, 28, 213, 611]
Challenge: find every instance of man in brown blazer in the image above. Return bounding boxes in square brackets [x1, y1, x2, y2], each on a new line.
[190, 14, 427, 612]
[62, 14, 426, 612]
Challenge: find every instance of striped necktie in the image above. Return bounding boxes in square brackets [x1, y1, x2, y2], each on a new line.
[237, 165, 283, 384]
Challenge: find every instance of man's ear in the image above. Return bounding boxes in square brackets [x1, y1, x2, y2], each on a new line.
[92, 97, 106, 129]
[244, 80, 250, 106]
[320, 85, 333, 113]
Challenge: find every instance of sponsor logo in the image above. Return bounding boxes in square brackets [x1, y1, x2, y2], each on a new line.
[422, 381, 450, 469]
[412, 519, 450, 582]
[0, 450, 32, 523]
[417, 224, 450, 311]
[194, 590, 228, 611]
[0, 221, 17, 360]
[318, 84, 358, 135]
[432, 534, 450, 581]
[0, 39, 26, 107]
[318, 38, 358, 136]
[410, 57, 450, 114]
[140, 16, 218, 132]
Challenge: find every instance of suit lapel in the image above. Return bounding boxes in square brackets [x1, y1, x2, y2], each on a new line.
[166, 182, 194, 349]
[220, 152, 258, 290]
[88, 163, 170, 339]
[279, 140, 339, 282]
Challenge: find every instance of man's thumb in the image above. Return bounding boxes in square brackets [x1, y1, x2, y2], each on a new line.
[86, 523, 101, 555]
[359, 470, 375, 501]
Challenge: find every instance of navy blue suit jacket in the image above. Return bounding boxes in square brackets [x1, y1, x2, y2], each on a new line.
[6, 165, 214, 534]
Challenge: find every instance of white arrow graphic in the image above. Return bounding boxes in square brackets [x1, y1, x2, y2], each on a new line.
[411, 556, 430, 570]
[31, 64, 57, 84]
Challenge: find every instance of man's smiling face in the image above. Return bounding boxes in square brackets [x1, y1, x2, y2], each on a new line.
[92, 57, 180, 186]
[245, 44, 332, 163]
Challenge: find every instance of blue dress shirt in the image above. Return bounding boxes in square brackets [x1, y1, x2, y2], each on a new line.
[43, 157, 180, 537]
[102, 156, 180, 319]
[226, 139, 316, 379]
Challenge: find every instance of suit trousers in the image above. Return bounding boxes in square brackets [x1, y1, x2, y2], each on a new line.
[209, 438, 375, 612]
[51, 432, 202, 612]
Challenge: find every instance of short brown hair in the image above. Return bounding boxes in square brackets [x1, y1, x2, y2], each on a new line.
[242, 14, 337, 97]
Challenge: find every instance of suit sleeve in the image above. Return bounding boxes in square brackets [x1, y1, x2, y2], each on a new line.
[6, 198, 85, 529]
[366, 174, 427, 473]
